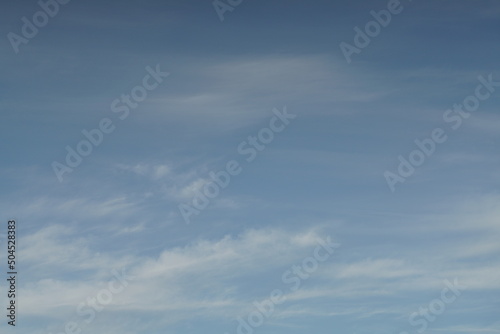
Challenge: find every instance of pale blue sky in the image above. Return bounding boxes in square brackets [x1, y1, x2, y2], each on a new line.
[1, 0, 500, 333]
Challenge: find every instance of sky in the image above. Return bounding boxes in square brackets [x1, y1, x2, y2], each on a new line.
[1, 0, 500, 333]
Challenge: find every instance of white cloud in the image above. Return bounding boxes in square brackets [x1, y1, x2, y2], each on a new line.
[116, 163, 171, 179]
[145, 55, 393, 132]
[14, 226, 333, 321]
[335, 258, 420, 279]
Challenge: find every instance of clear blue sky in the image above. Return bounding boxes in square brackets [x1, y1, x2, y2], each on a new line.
[1, 0, 499, 333]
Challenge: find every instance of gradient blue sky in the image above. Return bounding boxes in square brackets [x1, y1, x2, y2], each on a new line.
[1, 0, 500, 333]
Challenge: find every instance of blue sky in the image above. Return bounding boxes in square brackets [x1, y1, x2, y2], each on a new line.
[1, 0, 500, 333]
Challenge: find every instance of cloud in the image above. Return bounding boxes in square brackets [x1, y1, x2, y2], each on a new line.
[116, 163, 171, 180]
[144, 54, 393, 132]
[14, 226, 334, 322]
[335, 258, 421, 279]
